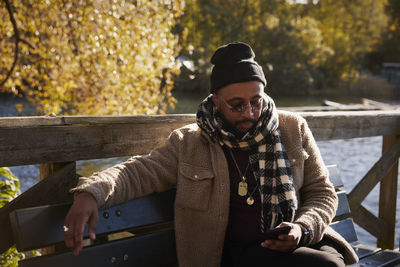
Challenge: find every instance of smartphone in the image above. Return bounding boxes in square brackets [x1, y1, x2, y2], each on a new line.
[261, 225, 291, 240]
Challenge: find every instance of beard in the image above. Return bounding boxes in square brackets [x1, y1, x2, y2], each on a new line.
[217, 111, 257, 139]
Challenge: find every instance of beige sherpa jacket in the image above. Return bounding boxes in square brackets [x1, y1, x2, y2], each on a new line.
[72, 110, 358, 266]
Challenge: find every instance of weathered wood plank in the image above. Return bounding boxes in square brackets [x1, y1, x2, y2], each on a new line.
[1, 111, 400, 166]
[0, 114, 195, 166]
[0, 121, 192, 167]
[1, 111, 399, 135]
[351, 204, 390, 242]
[300, 110, 400, 141]
[348, 137, 400, 207]
[0, 114, 195, 128]
[378, 135, 399, 249]
[0, 163, 77, 254]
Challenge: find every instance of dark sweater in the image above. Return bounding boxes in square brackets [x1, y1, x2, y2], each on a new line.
[222, 145, 264, 246]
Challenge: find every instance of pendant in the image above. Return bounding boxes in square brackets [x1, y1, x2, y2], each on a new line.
[246, 196, 255, 205]
[238, 181, 248, 196]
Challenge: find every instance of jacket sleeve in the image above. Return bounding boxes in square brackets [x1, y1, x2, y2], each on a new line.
[70, 129, 182, 209]
[294, 119, 338, 245]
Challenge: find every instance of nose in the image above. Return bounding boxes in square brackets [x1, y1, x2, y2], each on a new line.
[241, 104, 254, 119]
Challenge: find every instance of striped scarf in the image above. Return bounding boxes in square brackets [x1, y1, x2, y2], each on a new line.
[196, 93, 298, 231]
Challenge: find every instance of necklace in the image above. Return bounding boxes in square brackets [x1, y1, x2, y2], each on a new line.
[229, 149, 258, 205]
[246, 183, 259, 205]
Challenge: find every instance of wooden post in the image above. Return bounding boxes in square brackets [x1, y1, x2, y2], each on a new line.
[378, 135, 400, 249]
[40, 162, 73, 181]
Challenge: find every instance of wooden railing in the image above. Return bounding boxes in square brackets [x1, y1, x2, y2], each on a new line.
[0, 110, 400, 253]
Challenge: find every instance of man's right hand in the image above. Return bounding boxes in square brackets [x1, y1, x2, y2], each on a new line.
[63, 192, 99, 256]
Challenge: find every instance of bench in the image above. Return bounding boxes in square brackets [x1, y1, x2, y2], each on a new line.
[10, 188, 177, 267]
[8, 165, 400, 266]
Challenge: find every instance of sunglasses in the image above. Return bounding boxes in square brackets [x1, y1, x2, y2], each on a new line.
[220, 97, 263, 113]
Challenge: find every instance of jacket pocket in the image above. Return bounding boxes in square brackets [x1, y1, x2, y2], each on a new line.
[175, 163, 215, 211]
[286, 146, 309, 167]
[285, 146, 309, 191]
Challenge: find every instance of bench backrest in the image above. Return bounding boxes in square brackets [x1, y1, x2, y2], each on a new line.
[11, 189, 177, 267]
[328, 165, 358, 244]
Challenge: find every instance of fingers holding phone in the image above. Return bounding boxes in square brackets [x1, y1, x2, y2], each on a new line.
[260, 225, 291, 240]
[260, 223, 302, 252]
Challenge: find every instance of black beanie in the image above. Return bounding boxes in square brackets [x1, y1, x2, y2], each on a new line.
[210, 42, 266, 93]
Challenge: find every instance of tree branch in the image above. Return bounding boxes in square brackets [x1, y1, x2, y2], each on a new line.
[19, 38, 35, 50]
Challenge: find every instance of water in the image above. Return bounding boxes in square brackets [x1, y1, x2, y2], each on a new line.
[3, 92, 400, 248]
[0, 94, 36, 116]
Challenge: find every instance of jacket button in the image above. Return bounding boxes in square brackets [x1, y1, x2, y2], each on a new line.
[194, 175, 198, 179]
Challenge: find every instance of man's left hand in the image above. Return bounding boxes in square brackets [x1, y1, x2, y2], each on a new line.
[260, 222, 302, 252]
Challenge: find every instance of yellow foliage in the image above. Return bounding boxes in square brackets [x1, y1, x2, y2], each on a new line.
[0, 0, 184, 115]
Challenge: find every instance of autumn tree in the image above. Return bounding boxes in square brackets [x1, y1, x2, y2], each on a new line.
[0, 0, 184, 115]
[383, 0, 400, 62]
[176, 0, 389, 95]
[368, 0, 400, 66]
[176, 0, 337, 95]
[251, 2, 333, 95]
[310, 0, 388, 88]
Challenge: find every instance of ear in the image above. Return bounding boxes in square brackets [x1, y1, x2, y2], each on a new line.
[212, 94, 218, 109]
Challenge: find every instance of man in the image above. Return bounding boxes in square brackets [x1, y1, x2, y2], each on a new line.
[63, 42, 358, 266]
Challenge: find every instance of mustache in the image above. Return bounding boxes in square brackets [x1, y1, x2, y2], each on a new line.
[234, 119, 257, 126]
